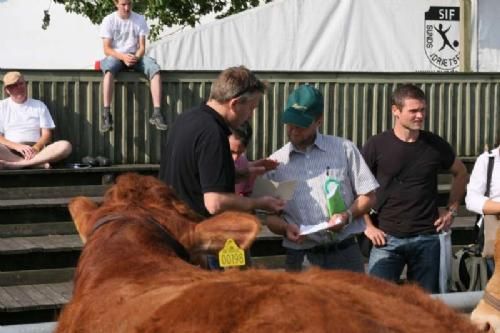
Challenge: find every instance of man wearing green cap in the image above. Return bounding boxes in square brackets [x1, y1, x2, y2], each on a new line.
[265, 85, 379, 272]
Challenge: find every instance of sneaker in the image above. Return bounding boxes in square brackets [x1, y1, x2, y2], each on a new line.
[149, 113, 168, 131]
[81, 156, 98, 167]
[100, 112, 113, 133]
[95, 156, 112, 167]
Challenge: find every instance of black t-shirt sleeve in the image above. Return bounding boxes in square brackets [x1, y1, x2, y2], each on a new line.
[361, 135, 378, 173]
[196, 127, 235, 194]
[425, 132, 456, 170]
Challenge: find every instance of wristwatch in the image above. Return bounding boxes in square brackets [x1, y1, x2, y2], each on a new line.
[446, 206, 458, 218]
[255, 210, 268, 225]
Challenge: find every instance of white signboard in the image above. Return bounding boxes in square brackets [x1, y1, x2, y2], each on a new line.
[424, 6, 461, 71]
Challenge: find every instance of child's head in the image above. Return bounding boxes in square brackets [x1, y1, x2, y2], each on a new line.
[229, 121, 253, 160]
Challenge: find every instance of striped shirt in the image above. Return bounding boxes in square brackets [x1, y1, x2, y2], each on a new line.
[267, 132, 379, 250]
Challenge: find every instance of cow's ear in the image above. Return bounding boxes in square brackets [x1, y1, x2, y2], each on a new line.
[192, 211, 260, 252]
[68, 197, 98, 243]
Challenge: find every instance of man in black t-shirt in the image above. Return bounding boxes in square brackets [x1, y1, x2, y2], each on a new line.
[159, 66, 285, 218]
[361, 84, 468, 293]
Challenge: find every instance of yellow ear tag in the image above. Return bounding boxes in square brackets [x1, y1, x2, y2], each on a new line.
[218, 239, 246, 268]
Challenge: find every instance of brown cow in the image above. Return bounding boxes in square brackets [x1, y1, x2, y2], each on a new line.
[56, 173, 480, 333]
[471, 228, 500, 333]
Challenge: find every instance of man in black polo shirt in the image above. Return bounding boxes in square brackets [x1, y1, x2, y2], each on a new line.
[159, 66, 285, 218]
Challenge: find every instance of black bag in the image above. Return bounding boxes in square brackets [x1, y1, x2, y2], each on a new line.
[450, 244, 491, 292]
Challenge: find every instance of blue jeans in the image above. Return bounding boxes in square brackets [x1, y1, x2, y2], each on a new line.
[100, 55, 160, 80]
[368, 234, 440, 293]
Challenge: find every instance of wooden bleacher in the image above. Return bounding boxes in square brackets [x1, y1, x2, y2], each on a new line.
[0, 165, 284, 325]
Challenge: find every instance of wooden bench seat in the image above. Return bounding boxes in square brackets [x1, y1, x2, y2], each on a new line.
[0, 164, 159, 187]
[0, 197, 103, 210]
[0, 282, 72, 313]
[0, 235, 82, 255]
[0, 185, 109, 201]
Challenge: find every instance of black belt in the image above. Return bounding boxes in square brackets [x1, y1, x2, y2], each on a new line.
[307, 236, 356, 254]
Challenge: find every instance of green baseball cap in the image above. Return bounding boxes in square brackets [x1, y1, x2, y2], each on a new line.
[282, 85, 324, 128]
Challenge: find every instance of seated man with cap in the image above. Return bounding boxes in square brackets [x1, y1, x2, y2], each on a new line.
[264, 84, 379, 272]
[0, 71, 72, 169]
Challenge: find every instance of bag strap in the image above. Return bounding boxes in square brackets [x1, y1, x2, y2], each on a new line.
[485, 150, 495, 197]
[467, 256, 489, 291]
[451, 247, 469, 291]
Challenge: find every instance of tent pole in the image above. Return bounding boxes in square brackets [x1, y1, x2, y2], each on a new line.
[459, 0, 472, 72]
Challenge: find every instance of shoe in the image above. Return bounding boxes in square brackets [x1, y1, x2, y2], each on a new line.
[149, 113, 168, 131]
[81, 156, 98, 167]
[95, 156, 111, 167]
[100, 112, 113, 133]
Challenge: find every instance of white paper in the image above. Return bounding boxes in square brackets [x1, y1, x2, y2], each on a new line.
[251, 177, 297, 201]
[299, 222, 330, 236]
[439, 230, 452, 293]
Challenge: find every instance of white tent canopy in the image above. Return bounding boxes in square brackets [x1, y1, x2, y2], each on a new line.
[148, 0, 499, 72]
[1, 0, 498, 72]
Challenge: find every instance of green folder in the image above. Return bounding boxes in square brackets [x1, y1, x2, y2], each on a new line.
[324, 178, 346, 217]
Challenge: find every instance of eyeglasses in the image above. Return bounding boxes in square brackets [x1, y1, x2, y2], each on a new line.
[6, 81, 26, 89]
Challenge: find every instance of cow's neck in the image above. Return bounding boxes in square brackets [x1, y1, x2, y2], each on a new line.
[91, 213, 190, 262]
[486, 257, 500, 297]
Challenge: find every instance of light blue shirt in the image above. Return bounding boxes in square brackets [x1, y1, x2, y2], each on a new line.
[267, 132, 379, 250]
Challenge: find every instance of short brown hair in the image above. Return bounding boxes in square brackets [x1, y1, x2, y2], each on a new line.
[231, 121, 253, 147]
[391, 84, 426, 110]
[209, 66, 266, 103]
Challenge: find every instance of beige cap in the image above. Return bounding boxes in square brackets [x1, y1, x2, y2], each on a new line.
[3, 71, 23, 86]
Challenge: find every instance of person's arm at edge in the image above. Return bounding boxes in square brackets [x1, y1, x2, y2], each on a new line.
[447, 158, 468, 213]
[204, 192, 285, 216]
[482, 199, 500, 215]
[102, 38, 125, 61]
[266, 214, 287, 236]
[328, 191, 376, 231]
[363, 212, 387, 246]
[135, 35, 146, 59]
[435, 158, 468, 232]
[0, 134, 37, 159]
[32, 128, 52, 153]
[350, 191, 376, 221]
[0, 134, 20, 150]
[266, 215, 301, 242]
[465, 152, 500, 215]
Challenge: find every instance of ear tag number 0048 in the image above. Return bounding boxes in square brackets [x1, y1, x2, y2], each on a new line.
[218, 239, 245, 268]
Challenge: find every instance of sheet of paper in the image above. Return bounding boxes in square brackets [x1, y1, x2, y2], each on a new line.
[299, 222, 330, 236]
[251, 177, 297, 201]
[275, 180, 297, 201]
[298, 216, 344, 235]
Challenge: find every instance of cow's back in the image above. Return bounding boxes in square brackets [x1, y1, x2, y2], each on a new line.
[58, 268, 480, 333]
